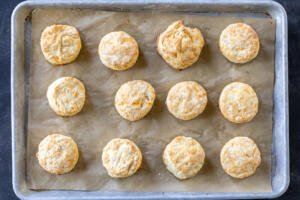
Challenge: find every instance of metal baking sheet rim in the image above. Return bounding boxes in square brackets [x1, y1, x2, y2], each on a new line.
[11, 0, 289, 199]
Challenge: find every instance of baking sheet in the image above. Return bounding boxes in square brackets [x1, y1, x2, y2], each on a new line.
[26, 8, 275, 192]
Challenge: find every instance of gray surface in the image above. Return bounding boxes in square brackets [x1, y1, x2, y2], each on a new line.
[11, 0, 289, 199]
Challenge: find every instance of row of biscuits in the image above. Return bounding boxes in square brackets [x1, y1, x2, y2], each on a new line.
[37, 134, 261, 179]
[41, 21, 260, 69]
[47, 78, 259, 123]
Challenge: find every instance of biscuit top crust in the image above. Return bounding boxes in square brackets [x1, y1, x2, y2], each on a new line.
[219, 23, 260, 63]
[47, 77, 86, 116]
[157, 20, 205, 69]
[99, 31, 139, 70]
[219, 82, 258, 123]
[163, 136, 205, 179]
[166, 81, 207, 120]
[40, 24, 81, 65]
[114, 80, 156, 121]
[220, 136, 261, 178]
[36, 134, 79, 175]
[102, 138, 142, 178]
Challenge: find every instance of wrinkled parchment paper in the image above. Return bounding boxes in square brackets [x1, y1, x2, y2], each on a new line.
[27, 9, 275, 192]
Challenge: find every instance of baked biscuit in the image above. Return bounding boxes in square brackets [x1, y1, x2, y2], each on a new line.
[40, 24, 81, 65]
[163, 136, 205, 180]
[102, 138, 142, 178]
[219, 23, 260, 64]
[219, 82, 258, 123]
[36, 134, 79, 175]
[157, 20, 205, 70]
[47, 77, 86, 117]
[166, 81, 207, 120]
[98, 31, 139, 70]
[220, 136, 261, 178]
[114, 80, 156, 121]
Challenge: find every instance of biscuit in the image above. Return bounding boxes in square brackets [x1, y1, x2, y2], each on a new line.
[157, 20, 205, 70]
[98, 31, 139, 70]
[220, 136, 261, 178]
[163, 136, 205, 180]
[114, 80, 156, 121]
[36, 134, 79, 175]
[102, 138, 142, 178]
[40, 24, 82, 65]
[47, 77, 86, 117]
[219, 23, 260, 64]
[166, 81, 207, 120]
[219, 82, 258, 123]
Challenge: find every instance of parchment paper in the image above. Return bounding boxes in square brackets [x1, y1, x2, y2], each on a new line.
[27, 8, 275, 192]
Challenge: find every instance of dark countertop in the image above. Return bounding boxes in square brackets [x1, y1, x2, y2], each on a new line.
[1, 0, 299, 199]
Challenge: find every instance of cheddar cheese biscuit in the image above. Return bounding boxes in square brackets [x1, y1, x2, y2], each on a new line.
[114, 80, 155, 121]
[219, 82, 258, 123]
[220, 136, 261, 178]
[98, 31, 139, 70]
[47, 77, 86, 117]
[102, 138, 142, 178]
[166, 81, 207, 120]
[219, 23, 260, 64]
[36, 134, 79, 175]
[157, 20, 205, 69]
[40, 24, 81, 65]
[163, 136, 205, 179]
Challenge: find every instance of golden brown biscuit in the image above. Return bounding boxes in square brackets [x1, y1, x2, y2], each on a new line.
[47, 77, 86, 117]
[114, 80, 156, 121]
[40, 24, 81, 65]
[163, 136, 205, 180]
[36, 134, 79, 175]
[219, 82, 258, 123]
[220, 136, 261, 178]
[157, 20, 205, 70]
[102, 138, 142, 178]
[98, 31, 139, 70]
[166, 81, 207, 120]
[219, 23, 260, 64]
